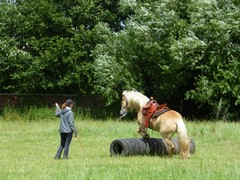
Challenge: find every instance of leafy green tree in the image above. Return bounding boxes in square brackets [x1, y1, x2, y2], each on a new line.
[93, 0, 240, 120]
[93, 23, 144, 106]
[0, 1, 33, 92]
[1, 0, 240, 120]
[0, 0, 130, 94]
[171, 1, 240, 119]
[93, 0, 189, 104]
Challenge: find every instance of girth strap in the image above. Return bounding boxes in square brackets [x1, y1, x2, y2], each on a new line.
[142, 98, 169, 128]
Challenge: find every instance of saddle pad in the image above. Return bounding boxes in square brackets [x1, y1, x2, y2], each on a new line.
[151, 107, 170, 118]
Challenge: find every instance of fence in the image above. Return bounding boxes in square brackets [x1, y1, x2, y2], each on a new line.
[0, 93, 211, 119]
[0, 93, 105, 110]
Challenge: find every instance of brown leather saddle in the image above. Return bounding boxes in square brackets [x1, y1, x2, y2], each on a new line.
[142, 97, 170, 128]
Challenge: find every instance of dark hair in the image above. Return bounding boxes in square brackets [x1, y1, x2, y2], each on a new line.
[61, 103, 67, 110]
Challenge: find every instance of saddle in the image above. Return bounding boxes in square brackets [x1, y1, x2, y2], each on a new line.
[142, 97, 169, 128]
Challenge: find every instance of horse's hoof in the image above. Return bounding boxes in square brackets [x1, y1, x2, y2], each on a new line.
[143, 134, 150, 138]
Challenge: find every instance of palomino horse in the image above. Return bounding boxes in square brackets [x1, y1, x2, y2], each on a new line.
[120, 90, 191, 159]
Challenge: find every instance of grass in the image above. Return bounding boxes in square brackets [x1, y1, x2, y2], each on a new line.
[0, 114, 239, 180]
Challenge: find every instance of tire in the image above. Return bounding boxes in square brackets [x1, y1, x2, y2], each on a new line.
[171, 138, 196, 154]
[141, 138, 156, 155]
[171, 138, 180, 154]
[155, 138, 168, 156]
[190, 138, 196, 154]
[128, 138, 148, 155]
[110, 139, 131, 156]
[110, 138, 196, 157]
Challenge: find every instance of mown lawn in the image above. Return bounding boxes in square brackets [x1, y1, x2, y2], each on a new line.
[0, 118, 239, 180]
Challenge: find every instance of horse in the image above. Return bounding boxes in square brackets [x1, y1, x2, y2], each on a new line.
[120, 90, 191, 159]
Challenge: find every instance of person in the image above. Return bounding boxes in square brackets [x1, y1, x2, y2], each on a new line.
[54, 99, 77, 159]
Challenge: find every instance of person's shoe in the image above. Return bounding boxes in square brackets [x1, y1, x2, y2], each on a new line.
[63, 156, 68, 159]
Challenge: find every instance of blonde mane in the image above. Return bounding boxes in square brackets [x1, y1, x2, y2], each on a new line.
[123, 90, 149, 112]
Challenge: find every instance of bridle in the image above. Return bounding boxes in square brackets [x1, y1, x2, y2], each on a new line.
[119, 95, 129, 119]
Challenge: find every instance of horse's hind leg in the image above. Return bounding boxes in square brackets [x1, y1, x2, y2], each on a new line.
[163, 137, 175, 157]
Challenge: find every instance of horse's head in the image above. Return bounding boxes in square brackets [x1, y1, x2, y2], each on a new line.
[120, 93, 129, 118]
[120, 90, 149, 119]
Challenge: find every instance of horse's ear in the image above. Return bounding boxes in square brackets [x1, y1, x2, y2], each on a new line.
[122, 90, 129, 95]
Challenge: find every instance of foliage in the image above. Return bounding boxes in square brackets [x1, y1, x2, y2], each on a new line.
[94, 1, 187, 103]
[0, 0, 240, 120]
[0, 105, 109, 121]
[1, 105, 54, 121]
[0, 0, 128, 94]
[172, 1, 240, 119]
[93, 0, 240, 120]
[93, 23, 144, 105]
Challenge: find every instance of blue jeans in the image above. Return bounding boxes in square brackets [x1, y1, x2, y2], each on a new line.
[55, 132, 73, 159]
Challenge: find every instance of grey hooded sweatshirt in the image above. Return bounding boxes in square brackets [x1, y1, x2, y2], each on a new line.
[55, 106, 77, 135]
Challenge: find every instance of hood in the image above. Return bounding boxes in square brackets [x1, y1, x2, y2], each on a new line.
[61, 107, 71, 114]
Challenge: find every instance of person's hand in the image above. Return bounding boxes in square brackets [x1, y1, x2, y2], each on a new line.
[74, 133, 77, 137]
[55, 103, 59, 108]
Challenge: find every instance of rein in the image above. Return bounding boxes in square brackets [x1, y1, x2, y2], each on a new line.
[79, 120, 120, 136]
[117, 114, 126, 121]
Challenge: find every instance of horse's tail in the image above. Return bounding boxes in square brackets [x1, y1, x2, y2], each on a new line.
[176, 120, 191, 159]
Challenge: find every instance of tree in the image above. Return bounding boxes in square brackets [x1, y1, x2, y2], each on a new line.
[173, 1, 240, 119]
[1, 0, 240, 120]
[93, 0, 240, 120]
[0, 0, 130, 94]
[93, 0, 189, 104]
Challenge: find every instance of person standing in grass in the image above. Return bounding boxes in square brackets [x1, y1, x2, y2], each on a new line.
[55, 99, 77, 159]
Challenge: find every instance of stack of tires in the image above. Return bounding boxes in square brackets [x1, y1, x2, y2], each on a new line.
[110, 138, 195, 157]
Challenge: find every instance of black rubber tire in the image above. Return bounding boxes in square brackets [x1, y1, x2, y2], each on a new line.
[109, 138, 150, 156]
[141, 138, 156, 155]
[127, 138, 139, 155]
[110, 138, 196, 157]
[129, 138, 147, 155]
[190, 138, 196, 154]
[121, 138, 133, 156]
[110, 139, 131, 156]
[171, 138, 180, 154]
[171, 138, 195, 154]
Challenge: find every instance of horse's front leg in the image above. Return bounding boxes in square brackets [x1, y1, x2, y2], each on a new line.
[137, 113, 150, 138]
[137, 122, 150, 138]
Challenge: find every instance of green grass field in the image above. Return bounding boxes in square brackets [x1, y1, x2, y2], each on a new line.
[0, 115, 239, 180]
